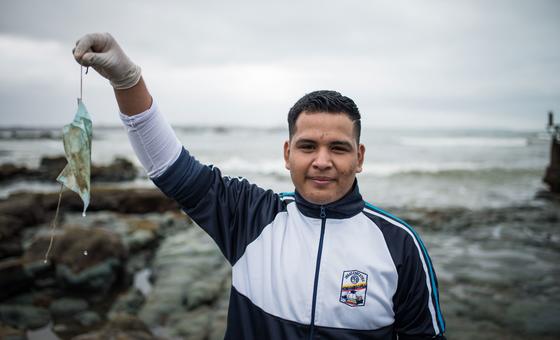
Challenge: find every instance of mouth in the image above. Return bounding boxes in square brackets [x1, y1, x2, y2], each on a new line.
[308, 176, 336, 185]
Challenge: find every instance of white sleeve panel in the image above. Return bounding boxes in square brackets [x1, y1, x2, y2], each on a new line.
[119, 100, 182, 179]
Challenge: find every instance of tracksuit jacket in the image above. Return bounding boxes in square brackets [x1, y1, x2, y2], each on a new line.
[153, 147, 447, 340]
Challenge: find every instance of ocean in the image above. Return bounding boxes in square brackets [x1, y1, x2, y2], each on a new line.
[0, 125, 551, 209]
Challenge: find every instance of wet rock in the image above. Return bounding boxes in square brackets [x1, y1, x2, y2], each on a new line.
[543, 135, 560, 193]
[0, 210, 26, 260]
[24, 226, 127, 295]
[0, 323, 26, 340]
[122, 218, 160, 252]
[56, 258, 122, 294]
[108, 288, 145, 318]
[166, 306, 212, 340]
[74, 311, 101, 327]
[39, 156, 66, 181]
[1, 188, 179, 219]
[139, 226, 230, 338]
[49, 298, 89, 317]
[0, 193, 45, 227]
[504, 300, 560, 336]
[0, 239, 23, 260]
[0, 305, 50, 330]
[0, 163, 38, 183]
[1, 156, 138, 183]
[0, 215, 24, 240]
[0, 258, 34, 300]
[125, 229, 156, 252]
[424, 201, 560, 340]
[91, 157, 137, 182]
[52, 323, 71, 333]
[127, 218, 160, 234]
[4, 291, 54, 309]
[25, 226, 127, 273]
[72, 313, 156, 340]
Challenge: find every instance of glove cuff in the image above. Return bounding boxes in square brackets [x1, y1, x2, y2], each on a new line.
[110, 64, 142, 90]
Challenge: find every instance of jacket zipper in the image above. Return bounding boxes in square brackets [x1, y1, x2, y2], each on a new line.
[309, 206, 327, 340]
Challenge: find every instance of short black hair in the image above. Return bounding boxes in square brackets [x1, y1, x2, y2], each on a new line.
[287, 90, 361, 143]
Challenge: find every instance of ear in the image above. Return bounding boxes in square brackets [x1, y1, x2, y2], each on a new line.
[356, 143, 365, 173]
[283, 140, 291, 170]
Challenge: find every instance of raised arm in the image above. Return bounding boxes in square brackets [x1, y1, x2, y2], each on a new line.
[71, 33, 283, 264]
[72, 33, 180, 177]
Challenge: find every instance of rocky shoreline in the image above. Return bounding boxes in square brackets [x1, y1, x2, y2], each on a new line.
[0, 156, 138, 185]
[0, 185, 559, 339]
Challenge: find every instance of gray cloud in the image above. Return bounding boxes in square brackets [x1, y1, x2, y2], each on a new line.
[0, 0, 559, 129]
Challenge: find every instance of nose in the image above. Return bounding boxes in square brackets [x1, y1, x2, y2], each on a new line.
[312, 147, 332, 170]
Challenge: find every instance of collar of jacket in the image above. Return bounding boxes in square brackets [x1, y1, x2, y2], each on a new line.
[294, 180, 365, 219]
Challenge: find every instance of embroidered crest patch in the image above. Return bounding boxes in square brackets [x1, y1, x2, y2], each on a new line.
[339, 270, 368, 307]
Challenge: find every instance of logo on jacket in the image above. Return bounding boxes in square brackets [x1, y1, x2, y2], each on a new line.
[339, 270, 368, 307]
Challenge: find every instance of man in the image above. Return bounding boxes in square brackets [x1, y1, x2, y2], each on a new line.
[73, 32, 446, 340]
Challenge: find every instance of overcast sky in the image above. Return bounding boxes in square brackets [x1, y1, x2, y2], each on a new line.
[1, 0, 559, 129]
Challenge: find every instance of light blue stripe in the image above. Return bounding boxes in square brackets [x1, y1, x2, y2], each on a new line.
[364, 202, 445, 333]
[279, 191, 295, 198]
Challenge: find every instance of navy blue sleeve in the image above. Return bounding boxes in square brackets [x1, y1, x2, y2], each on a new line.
[152, 148, 284, 264]
[392, 232, 446, 339]
[365, 211, 446, 339]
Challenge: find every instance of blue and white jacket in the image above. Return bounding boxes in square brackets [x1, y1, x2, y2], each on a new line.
[153, 148, 446, 340]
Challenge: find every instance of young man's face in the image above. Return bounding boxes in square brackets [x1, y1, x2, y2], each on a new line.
[284, 111, 365, 205]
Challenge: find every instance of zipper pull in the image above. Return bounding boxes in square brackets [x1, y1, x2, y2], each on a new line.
[320, 206, 326, 219]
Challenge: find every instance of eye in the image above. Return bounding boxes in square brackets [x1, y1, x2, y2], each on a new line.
[298, 143, 315, 152]
[331, 146, 350, 153]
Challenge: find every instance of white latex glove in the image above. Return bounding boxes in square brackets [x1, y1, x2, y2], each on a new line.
[72, 33, 141, 90]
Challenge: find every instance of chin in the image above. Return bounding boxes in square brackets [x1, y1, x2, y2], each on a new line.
[304, 192, 337, 205]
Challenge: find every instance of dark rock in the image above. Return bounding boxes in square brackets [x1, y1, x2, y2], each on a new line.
[0, 214, 25, 259]
[49, 298, 89, 317]
[1, 188, 179, 219]
[24, 227, 127, 273]
[535, 189, 560, 202]
[0, 323, 26, 340]
[74, 311, 101, 327]
[97, 189, 177, 214]
[125, 229, 157, 252]
[91, 158, 137, 182]
[5, 291, 54, 309]
[24, 226, 127, 295]
[0, 193, 45, 228]
[0, 258, 34, 301]
[109, 288, 145, 318]
[56, 259, 122, 294]
[543, 135, 560, 193]
[0, 163, 39, 183]
[1, 156, 138, 184]
[52, 323, 71, 333]
[0, 239, 23, 259]
[122, 218, 161, 252]
[0, 215, 24, 239]
[71, 313, 155, 340]
[0, 305, 50, 330]
[39, 156, 66, 181]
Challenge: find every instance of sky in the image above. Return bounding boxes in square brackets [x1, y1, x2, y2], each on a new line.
[0, 0, 559, 130]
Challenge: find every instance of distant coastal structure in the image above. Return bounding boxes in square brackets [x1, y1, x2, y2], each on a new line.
[543, 111, 560, 194]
